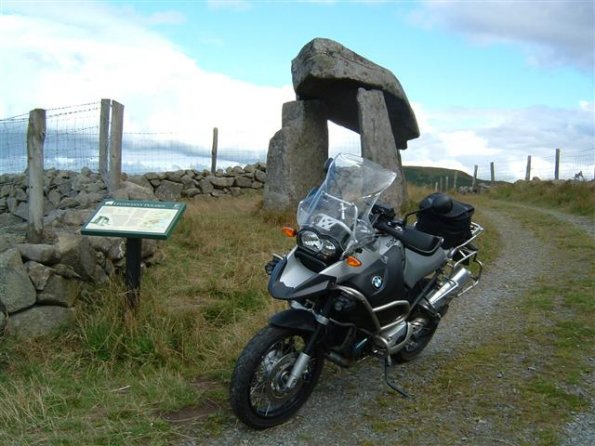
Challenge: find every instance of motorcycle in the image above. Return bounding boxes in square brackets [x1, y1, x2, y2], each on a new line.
[230, 153, 484, 429]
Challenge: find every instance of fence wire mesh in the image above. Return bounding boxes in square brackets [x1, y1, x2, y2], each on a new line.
[1, 101, 593, 182]
[0, 102, 101, 174]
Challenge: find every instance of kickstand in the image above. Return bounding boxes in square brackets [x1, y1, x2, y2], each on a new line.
[383, 356, 412, 399]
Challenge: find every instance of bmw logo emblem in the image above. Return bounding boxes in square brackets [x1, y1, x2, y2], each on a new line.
[371, 275, 383, 289]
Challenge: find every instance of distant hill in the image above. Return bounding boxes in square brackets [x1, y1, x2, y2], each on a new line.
[403, 166, 475, 188]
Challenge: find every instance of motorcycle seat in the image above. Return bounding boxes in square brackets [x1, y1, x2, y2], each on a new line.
[399, 226, 443, 256]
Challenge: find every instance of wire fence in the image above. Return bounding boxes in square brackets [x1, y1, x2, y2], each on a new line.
[1, 101, 593, 182]
[0, 102, 101, 174]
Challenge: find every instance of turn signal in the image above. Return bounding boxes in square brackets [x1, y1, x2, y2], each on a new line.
[282, 227, 297, 238]
[345, 256, 362, 267]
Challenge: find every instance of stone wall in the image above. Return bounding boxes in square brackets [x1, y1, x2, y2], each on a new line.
[0, 163, 267, 338]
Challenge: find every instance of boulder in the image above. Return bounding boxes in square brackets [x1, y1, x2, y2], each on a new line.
[292, 38, 419, 149]
[17, 243, 57, 264]
[5, 306, 74, 339]
[37, 274, 79, 306]
[155, 180, 184, 200]
[25, 260, 53, 290]
[208, 176, 234, 189]
[198, 178, 214, 195]
[55, 233, 96, 282]
[0, 248, 37, 313]
[234, 176, 253, 189]
[113, 181, 155, 200]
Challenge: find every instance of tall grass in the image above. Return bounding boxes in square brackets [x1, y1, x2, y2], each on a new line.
[0, 193, 295, 445]
[489, 180, 595, 216]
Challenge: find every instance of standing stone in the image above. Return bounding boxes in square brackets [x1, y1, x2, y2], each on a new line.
[0, 248, 36, 313]
[264, 100, 329, 210]
[357, 88, 408, 212]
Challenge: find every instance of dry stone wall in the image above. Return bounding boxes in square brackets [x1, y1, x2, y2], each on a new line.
[0, 163, 267, 338]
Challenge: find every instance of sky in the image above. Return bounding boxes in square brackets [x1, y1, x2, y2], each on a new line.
[1, 0, 594, 180]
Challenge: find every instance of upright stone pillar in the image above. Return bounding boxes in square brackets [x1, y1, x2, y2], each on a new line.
[264, 100, 328, 210]
[357, 88, 408, 212]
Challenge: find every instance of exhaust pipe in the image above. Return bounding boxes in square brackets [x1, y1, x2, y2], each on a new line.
[427, 267, 474, 311]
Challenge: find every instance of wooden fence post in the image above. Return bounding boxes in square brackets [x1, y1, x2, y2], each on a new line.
[555, 148, 560, 180]
[211, 127, 219, 174]
[453, 172, 458, 190]
[109, 100, 124, 193]
[445, 176, 449, 191]
[472, 165, 478, 192]
[27, 108, 46, 243]
[98, 99, 111, 182]
[525, 155, 532, 181]
[490, 162, 495, 184]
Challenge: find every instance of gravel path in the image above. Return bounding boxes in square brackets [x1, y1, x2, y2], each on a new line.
[186, 205, 593, 446]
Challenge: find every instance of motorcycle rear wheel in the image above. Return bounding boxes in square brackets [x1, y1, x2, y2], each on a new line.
[229, 325, 324, 429]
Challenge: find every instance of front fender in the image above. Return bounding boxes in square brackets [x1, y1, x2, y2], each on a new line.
[269, 309, 317, 333]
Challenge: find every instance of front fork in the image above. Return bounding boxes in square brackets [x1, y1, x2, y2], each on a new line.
[285, 299, 332, 389]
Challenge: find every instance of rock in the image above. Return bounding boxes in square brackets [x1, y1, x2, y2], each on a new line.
[0, 248, 37, 313]
[357, 88, 407, 211]
[185, 187, 202, 197]
[0, 213, 24, 228]
[37, 274, 79, 306]
[25, 261, 53, 290]
[47, 189, 62, 207]
[6, 306, 74, 339]
[264, 100, 328, 210]
[292, 37, 419, 149]
[52, 263, 82, 279]
[0, 233, 26, 252]
[198, 178, 214, 195]
[17, 243, 57, 264]
[55, 233, 96, 282]
[165, 170, 185, 183]
[155, 180, 184, 200]
[230, 187, 242, 197]
[234, 176, 253, 188]
[254, 170, 267, 183]
[0, 311, 5, 333]
[58, 196, 79, 209]
[113, 181, 155, 200]
[13, 202, 29, 220]
[62, 209, 94, 227]
[208, 176, 234, 189]
[76, 191, 104, 208]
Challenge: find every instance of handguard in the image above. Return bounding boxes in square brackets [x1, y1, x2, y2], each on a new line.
[265, 254, 284, 276]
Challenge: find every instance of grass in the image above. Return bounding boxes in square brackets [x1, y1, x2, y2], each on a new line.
[366, 199, 594, 445]
[488, 179, 595, 216]
[0, 192, 295, 445]
[0, 185, 591, 444]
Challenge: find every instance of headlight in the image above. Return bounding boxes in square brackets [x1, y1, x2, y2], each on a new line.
[298, 230, 339, 261]
[320, 239, 337, 257]
[300, 230, 322, 252]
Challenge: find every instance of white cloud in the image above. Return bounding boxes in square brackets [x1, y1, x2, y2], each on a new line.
[0, 2, 294, 153]
[405, 102, 594, 180]
[412, 0, 595, 71]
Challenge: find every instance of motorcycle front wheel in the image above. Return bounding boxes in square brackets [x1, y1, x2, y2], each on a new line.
[229, 325, 324, 429]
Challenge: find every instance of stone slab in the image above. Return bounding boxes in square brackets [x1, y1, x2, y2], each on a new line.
[292, 38, 419, 149]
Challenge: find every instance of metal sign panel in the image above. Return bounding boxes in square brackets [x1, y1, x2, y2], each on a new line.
[81, 200, 186, 240]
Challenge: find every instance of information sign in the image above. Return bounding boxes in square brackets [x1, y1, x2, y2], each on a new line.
[81, 200, 186, 240]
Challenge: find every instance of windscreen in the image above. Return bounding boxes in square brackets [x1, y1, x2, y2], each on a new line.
[297, 153, 397, 252]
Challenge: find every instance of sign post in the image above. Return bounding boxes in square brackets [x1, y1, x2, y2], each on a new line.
[81, 200, 186, 308]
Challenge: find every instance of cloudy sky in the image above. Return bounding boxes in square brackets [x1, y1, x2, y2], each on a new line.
[1, 0, 593, 179]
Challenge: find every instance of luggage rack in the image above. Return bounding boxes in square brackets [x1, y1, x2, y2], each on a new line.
[445, 222, 484, 296]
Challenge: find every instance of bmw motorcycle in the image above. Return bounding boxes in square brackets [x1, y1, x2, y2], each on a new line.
[230, 153, 484, 429]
